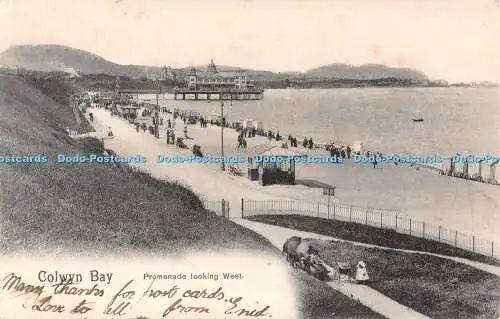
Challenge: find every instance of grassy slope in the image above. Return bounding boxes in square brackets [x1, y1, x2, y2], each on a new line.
[0, 76, 270, 255]
[0, 75, 383, 319]
[247, 215, 499, 266]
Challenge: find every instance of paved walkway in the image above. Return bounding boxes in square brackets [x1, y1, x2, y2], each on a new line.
[235, 219, 500, 277]
[83, 108, 430, 318]
[82, 107, 499, 319]
[83, 108, 500, 274]
[84, 108, 500, 276]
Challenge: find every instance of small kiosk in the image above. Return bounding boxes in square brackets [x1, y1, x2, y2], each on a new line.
[241, 145, 307, 186]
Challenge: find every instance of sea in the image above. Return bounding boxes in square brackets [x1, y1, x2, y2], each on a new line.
[136, 88, 500, 237]
[138, 87, 500, 156]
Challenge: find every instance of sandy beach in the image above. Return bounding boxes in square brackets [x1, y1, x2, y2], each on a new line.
[88, 107, 500, 244]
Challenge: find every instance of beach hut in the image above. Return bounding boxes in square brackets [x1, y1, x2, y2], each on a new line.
[243, 119, 254, 130]
[352, 141, 363, 153]
[253, 121, 264, 131]
[121, 105, 140, 121]
[240, 144, 308, 186]
[234, 120, 243, 129]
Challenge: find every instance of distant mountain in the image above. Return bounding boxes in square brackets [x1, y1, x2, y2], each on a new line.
[0, 44, 161, 78]
[0, 44, 429, 82]
[305, 63, 429, 81]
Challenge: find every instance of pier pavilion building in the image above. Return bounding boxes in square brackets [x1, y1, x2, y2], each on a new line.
[174, 59, 263, 101]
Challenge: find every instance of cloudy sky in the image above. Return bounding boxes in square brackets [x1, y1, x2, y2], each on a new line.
[0, 0, 499, 82]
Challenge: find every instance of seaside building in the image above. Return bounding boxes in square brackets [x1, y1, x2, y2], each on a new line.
[187, 59, 254, 90]
[175, 59, 263, 101]
[147, 66, 177, 81]
[240, 145, 307, 186]
[159, 66, 176, 81]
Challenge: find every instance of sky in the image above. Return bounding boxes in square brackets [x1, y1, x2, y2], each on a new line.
[0, 0, 499, 82]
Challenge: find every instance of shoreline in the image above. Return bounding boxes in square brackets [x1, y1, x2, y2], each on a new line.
[132, 93, 500, 158]
[82, 103, 500, 245]
[130, 97, 500, 187]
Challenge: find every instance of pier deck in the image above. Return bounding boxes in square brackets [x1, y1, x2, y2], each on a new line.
[173, 88, 264, 101]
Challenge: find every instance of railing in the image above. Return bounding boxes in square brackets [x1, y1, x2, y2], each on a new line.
[240, 199, 498, 259]
[202, 199, 230, 218]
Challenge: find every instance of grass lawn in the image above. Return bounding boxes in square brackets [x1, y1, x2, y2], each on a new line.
[247, 214, 499, 266]
[309, 238, 500, 319]
[246, 215, 500, 318]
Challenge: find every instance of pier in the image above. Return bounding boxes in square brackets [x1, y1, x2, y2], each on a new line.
[173, 88, 264, 101]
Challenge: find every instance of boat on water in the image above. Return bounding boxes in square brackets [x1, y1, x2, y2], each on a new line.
[412, 111, 424, 122]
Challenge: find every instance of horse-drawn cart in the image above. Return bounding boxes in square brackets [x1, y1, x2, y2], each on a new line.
[282, 236, 370, 283]
[282, 236, 330, 281]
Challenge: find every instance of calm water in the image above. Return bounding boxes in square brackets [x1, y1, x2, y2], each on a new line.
[139, 88, 499, 155]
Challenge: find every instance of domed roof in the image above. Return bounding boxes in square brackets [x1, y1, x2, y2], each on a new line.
[207, 59, 218, 74]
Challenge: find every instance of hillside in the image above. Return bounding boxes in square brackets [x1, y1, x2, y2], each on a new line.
[0, 44, 161, 78]
[0, 74, 274, 255]
[1, 44, 429, 84]
[305, 63, 429, 81]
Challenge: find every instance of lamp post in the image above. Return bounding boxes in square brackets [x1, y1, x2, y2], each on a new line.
[220, 88, 225, 171]
[155, 87, 160, 139]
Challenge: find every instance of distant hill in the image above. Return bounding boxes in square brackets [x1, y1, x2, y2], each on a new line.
[305, 63, 429, 81]
[0, 44, 429, 82]
[0, 44, 161, 78]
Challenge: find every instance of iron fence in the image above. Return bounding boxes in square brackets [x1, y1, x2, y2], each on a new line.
[240, 199, 497, 259]
[202, 199, 230, 218]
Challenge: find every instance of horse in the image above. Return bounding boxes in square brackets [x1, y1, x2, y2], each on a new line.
[282, 236, 302, 265]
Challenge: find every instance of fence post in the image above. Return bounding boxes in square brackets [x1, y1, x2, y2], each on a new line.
[492, 241, 494, 257]
[472, 236, 475, 253]
[365, 208, 368, 225]
[423, 222, 426, 239]
[395, 215, 398, 231]
[410, 218, 412, 235]
[333, 203, 336, 220]
[438, 226, 441, 242]
[327, 197, 330, 219]
[317, 202, 320, 217]
[241, 198, 244, 218]
[221, 199, 225, 218]
[349, 206, 352, 222]
[454, 230, 458, 247]
[380, 212, 382, 228]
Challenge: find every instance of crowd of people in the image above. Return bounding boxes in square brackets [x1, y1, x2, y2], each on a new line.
[87, 100, 378, 166]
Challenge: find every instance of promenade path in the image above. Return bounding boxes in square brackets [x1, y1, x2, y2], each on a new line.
[84, 108, 500, 319]
[87, 109, 500, 272]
